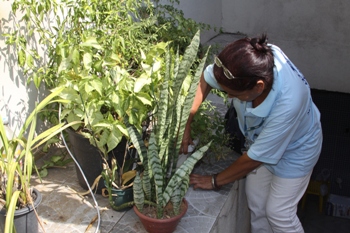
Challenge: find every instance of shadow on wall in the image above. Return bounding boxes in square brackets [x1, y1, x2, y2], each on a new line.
[0, 2, 50, 135]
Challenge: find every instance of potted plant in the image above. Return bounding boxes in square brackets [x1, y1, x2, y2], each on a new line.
[0, 87, 80, 232]
[100, 141, 138, 211]
[124, 31, 212, 233]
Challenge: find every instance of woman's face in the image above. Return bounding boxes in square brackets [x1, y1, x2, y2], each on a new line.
[220, 81, 264, 102]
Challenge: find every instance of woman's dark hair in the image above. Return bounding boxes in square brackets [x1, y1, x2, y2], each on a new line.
[213, 34, 274, 91]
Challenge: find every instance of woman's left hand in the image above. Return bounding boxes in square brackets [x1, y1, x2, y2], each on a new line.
[190, 174, 213, 190]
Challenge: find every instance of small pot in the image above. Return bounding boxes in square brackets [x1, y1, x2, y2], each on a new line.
[110, 186, 134, 211]
[0, 188, 42, 233]
[133, 199, 188, 233]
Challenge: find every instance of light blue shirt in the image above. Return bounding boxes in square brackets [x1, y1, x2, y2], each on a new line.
[204, 44, 322, 178]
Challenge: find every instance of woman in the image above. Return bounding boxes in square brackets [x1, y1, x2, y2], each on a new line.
[181, 34, 322, 232]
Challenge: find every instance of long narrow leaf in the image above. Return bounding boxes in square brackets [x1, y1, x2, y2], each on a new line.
[17, 86, 65, 138]
[172, 30, 200, 103]
[155, 48, 170, 147]
[162, 141, 212, 206]
[5, 161, 18, 208]
[30, 121, 82, 149]
[174, 46, 210, 157]
[147, 132, 164, 208]
[125, 120, 147, 164]
[133, 173, 144, 212]
[0, 117, 10, 155]
[125, 119, 151, 200]
[4, 191, 21, 233]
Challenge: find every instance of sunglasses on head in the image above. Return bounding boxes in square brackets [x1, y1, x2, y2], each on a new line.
[214, 56, 236, 80]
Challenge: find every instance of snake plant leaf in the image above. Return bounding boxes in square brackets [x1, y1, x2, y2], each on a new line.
[162, 141, 212, 207]
[173, 45, 210, 160]
[124, 121, 145, 159]
[170, 188, 182, 216]
[172, 30, 200, 106]
[125, 119, 152, 200]
[142, 168, 152, 201]
[147, 132, 164, 207]
[155, 52, 170, 157]
[180, 174, 190, 202]
[133, 173, 144, 212]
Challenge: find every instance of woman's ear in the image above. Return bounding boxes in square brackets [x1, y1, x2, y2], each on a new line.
[255, 80, 266, 93]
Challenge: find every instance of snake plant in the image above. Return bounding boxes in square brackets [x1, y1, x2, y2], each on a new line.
[126, 31, 212, 218]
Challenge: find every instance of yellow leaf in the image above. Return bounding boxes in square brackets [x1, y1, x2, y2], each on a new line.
[122, 170, 136, 185]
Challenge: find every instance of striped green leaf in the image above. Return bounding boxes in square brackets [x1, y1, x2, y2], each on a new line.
[162, 141, 212, 206]
[133, 173, 144, 212]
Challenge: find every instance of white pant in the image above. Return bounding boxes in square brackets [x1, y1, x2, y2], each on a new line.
[245, 166, 311, 233]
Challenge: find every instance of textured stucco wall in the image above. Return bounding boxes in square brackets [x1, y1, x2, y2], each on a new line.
[1, 1, 48, 134]
[174, 0, 349, 93]
[221, 0, 350, 93]
[159, 0, 221, 43]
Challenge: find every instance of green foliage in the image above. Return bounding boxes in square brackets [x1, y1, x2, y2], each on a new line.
[0, 87, 80, 232]
[126, 31, 212, 218]
[153, 0, 211, 55]
[37, 154, 73, 178]
[191, 99, 231, 160]
[4, 0, 212, 159]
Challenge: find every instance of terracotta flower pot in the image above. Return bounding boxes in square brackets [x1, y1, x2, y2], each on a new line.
[133, 199, 188, 233]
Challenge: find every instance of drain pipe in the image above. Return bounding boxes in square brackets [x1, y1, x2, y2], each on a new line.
[59, 104, 101, 233]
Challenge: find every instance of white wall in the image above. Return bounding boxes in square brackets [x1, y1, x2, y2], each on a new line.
[0, 1, 48, 135]
[175, 0, 350, 93]
[163, 0, 222, 43]
[221, 0, 350, 93]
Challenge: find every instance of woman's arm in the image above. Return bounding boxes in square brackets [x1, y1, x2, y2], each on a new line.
[181, 73, 212, 154]
[190, 152, 262, 190]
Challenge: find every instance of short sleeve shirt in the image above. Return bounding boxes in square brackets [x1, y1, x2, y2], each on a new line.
[204, 45, 322, 178]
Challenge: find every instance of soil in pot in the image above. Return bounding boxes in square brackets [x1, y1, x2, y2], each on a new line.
[133, 199, 188, 233]
[0, 188, 42, 233]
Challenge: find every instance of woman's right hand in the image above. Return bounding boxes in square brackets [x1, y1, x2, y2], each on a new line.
[180, 125, 193, 154]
